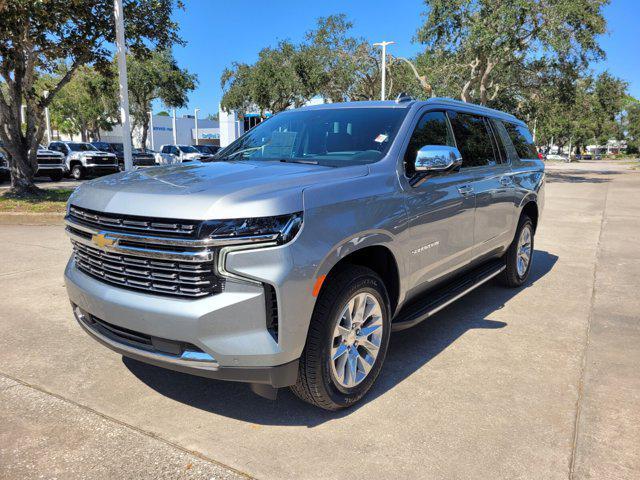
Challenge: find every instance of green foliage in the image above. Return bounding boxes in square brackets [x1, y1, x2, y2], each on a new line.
[415, 0, 609, 107]
[0, 0, 183, 192]
[126, 50, 197, 147]
[49, 66, 119, 141]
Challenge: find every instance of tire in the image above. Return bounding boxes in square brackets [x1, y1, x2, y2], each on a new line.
[71, 164, 84, 180]
[500, 215, 534, 287]
[48, 170, 64, 182]
[291, 265, 391, 410]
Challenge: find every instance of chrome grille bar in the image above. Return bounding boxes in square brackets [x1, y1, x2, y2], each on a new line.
[72, 241, 221, 298]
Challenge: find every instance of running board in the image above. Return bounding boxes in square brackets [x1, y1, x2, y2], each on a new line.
[392, 260, 506, 332]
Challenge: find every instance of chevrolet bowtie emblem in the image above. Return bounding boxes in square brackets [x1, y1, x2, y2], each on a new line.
[91, 233, 115, 249]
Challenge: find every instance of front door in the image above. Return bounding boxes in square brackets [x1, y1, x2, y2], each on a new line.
[403, 110, 476, 296]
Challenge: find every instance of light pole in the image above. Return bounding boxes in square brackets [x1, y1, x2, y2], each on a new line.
[172, 108, 177, 144]
[194, 108, 200, 145]
[114, 0, 133, 170]
[373, 41, 394, 101]
[43, 90, 52, 144]
[148, 111, 154, 150]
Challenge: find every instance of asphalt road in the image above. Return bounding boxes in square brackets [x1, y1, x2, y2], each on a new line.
[1, 160, 638, 479]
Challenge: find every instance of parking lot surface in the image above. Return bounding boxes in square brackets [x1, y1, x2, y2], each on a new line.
[1, 160, 638, 479]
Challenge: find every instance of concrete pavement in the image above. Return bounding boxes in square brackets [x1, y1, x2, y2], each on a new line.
[0, 160, 638, 479]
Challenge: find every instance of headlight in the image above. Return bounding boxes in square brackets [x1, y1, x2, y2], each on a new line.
[200, 212, 302, 245]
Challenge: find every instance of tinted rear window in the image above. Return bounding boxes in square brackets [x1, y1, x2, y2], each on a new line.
[447, 112, 497, 167]
[503, 122, 537, 159]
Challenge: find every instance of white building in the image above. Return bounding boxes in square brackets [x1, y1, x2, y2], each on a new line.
[56, 114, 220, 149]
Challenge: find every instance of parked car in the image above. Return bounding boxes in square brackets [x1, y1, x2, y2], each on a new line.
[159, 144, 209, 163]
[0, 142, 66, 181]
[48, 141, 119, 179]
[64, 98, 544, 410]
[192, 144, 221, 160]
[90, 142, 157, 170]
[545, 153, 569, 161]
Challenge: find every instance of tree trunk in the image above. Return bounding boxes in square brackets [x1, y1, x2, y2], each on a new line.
[141, 117, 149, 150]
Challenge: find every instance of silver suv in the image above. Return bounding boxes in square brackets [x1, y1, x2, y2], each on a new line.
[64, 98, 544, 410]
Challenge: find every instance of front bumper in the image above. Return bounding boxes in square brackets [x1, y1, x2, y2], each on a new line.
[71, 304, 298, 386]
[64, 256, 302, 387]
[36, 164, 65, 171]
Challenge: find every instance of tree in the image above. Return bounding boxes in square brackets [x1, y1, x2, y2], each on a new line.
[625, 104, 640, 154]
[127, 50, 197, 149]
[0, 0, 182, 194]
[415, 0, 609, 106]
[49, 66, 119, 142]
[221, 41, 315, 116]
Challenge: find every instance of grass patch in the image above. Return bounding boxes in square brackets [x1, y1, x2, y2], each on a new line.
[0, 189, 73, 213]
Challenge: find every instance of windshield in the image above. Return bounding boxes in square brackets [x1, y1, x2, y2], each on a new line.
[178, 145, 198, 153]
[68, 142, 96, 152]
[92, 142, 110, 151]
[217, 107, 406, 167]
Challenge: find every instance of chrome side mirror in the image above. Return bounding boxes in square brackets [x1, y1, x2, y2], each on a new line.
[415, 145, 463, 172]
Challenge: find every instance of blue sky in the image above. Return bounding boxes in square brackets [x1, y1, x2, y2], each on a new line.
[164, 0, 640, 117]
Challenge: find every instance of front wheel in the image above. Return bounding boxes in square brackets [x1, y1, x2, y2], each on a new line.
[291, 265, 391, 410]
[71, 164, 84, 180]
[501, 215, 534, 287]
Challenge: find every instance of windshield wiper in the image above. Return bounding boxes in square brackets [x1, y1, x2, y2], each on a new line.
[279, 159, 319, 165]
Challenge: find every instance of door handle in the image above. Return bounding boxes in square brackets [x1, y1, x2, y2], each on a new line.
[457, 185, 474, 196]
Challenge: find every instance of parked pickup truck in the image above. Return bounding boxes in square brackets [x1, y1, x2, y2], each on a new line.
[91, 142, 157, 170]
[35, 145, 66, 181]
[0, 143, 66, 181]
[64, 98, 544, 410]
[48, 141, 119, 179]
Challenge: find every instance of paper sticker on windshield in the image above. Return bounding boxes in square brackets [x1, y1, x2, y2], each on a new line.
[374, 134, 388, 143]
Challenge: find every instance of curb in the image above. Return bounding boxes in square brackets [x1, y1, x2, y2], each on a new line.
[0, 211, 65, 225]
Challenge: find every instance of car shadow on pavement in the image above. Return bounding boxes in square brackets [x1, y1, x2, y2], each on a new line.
[546, 170, 620, 183]
[124, 249, 558, 427]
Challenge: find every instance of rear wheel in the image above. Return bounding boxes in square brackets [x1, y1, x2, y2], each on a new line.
[501, 215, 534, 287]
[291, 265, 391, 410]
[71, 164, 84, 180]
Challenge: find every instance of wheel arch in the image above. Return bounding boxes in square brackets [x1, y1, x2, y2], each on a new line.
[318, 243, 401, 317]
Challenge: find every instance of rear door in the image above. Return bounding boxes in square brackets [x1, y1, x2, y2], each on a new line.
[403, 109, 477, 293]
[447, 111, 515, 257]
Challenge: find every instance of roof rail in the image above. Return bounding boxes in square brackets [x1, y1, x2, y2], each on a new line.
[395, 92, 413, 103]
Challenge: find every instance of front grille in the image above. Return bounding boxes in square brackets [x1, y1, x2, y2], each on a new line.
[37, 155, 64, 165]
[72, 240, 222, 298]
[69, 205, 199, 237]
[89, 156, 117, 165]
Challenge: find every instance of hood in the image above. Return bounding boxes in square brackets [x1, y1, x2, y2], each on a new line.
[37, 148, 63, 156]
[85, 151, 116, 157]
[69, 160, 368, 220]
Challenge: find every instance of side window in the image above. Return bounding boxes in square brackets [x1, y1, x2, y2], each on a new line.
[447, 111, 497, 168]
[171, 146, 179, 155]
[404, 110, 455, 176]
[161, 146, 169, 154]
[503, 122, 537, 159]
[488, 119, 508, 164]
[492, 120, 519, 162]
